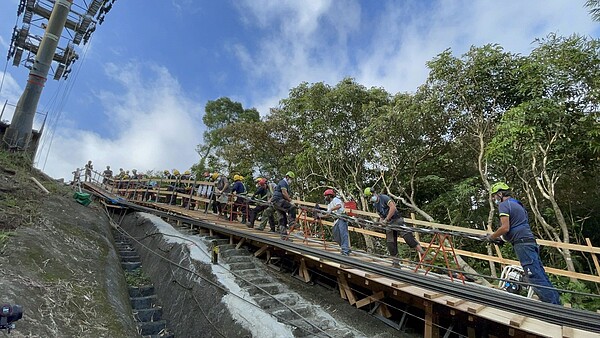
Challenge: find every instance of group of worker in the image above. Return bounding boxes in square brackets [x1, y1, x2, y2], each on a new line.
[86, 161, 561, 305]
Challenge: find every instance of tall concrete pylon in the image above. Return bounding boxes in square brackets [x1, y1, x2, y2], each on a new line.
[3, 0, 73, 151]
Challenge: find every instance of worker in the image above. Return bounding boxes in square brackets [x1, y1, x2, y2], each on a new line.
[323, 189, 351, 256]
[363, 188, 426, 260]
[84, 160, 93, 182]
[257, 178, 278, 232]
[131, 169, 138, 179]
[231, 174, 248, 223]
[118, 168, 125, 179]
[72, 168, 81, 185]
[181, 170, 192, 181]
[102, 166, 113, 185]
[248, 178, 274, 230]
[272, 171, 297, 240]
[213, 172, 229, 217]
[487, 182, 561, 304]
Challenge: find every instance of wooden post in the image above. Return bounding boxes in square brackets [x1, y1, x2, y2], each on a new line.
[585, 238, 600, 277]
[424, 301, 439, 338]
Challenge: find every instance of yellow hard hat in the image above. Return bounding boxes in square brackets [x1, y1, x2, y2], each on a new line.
[164, 170, 170, 175]
[173, 169, 180, 176]
[211, 172, 219, 180]
[184, 170, 191, 175]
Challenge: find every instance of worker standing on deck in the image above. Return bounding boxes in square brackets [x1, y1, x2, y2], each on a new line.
[363, 188, 426, 260]
[272, 171, 297, 240]
[213, 172, 230, 217]
[102, 166, 113, 186]
[257, 178, 278, 232]
[84, 160, 93, 182]
[248, 178, 275, 230]
[487, 182, 561, 305]
[231, 175, 248, 224]
[324, 189, 351, 256]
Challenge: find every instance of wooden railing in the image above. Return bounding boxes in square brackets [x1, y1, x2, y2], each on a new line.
[91, 174, 600, 284]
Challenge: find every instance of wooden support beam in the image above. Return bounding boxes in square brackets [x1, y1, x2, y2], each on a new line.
[299, 259, 311, 283]
[355, 291, 385, 309]
[338, 274, 356, 305]
[376, 303, 392, 318]
[338, 277, 347, 300]
[254, 244, 269, 257]
[235, 238, 246, 249]
[424, 301, 439, 338]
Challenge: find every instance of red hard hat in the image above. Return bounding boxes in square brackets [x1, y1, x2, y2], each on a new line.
[323, 189, 335, 197]
[258, 178, 267, 185]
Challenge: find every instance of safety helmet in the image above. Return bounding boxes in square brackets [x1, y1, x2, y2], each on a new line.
[233, 174, 242, 181]
[173, 169, 180, 176]
[323, 189, 335, 197]
[490, 182, 510, 195]
[255, 177, 264, 182]
[107, 165, 110, 169]
[258, 178, 267, 185]
[211, 172, 219, 180]
[363, 187, 373, 197]
[184, 170, 191, 175]
[285, 171, 296, 179]
[164, 170, 170, 175]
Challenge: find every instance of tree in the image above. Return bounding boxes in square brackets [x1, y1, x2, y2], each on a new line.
[585, 0, 600, 21]
[195, 97, 260, 175]
[487, 34, 600, 280]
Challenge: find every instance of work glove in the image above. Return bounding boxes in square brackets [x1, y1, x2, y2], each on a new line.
[485, 234, 504, 246]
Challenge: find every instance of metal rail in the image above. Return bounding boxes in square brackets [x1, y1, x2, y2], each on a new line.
[118, 199, 600, 334]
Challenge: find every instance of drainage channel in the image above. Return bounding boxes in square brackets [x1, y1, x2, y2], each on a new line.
[114, 229, 174, 338]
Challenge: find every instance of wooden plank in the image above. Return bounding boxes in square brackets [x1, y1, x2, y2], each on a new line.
[467, 304, 486, 314]
[446, 298, 466, 307]
[355, 291, 384, 309]
[254, 244, 269, 257]
[235, 238, 246, 249]
[509, 314, 526, 328]
[561, 326, 575, 338]
[424, 292, 444, 300]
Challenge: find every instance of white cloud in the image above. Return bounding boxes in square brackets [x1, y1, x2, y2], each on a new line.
[37, 62, 204, 180]
[234, 0, 598, 109]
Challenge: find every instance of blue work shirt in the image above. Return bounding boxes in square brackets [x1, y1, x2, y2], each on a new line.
[498, 198, 535, 243]
[231, 181, 246, 195]
[373, 194, 400, 220]
[272, 179, 291, 202]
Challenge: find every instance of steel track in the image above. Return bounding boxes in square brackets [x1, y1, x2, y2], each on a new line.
[116, 200, 600, 333]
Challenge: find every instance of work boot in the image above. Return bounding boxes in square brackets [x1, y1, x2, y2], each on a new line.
[246, 222, 254, 228]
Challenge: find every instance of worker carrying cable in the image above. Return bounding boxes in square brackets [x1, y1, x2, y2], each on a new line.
[363, 188, 427, 261]
[323, 189, 352, 256]
[272, 171, 297, 240]
[486, 182, 561, 304]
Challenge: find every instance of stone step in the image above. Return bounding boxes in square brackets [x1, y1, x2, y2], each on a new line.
[119, 250, 139, 257]
[121, 261, 142, 271]
[255, 294, 300, 309]
[272, 304, 314, 319]
[227, 262, 256, 271]
[142, 333, 174, 338]
[219, 248, 248, 259]
[221, 255, 253, 264]
[121, 255, 141, 262]
[130, 295, 157, 309]
[137, 320, 167, 336]
[129, 285, 155, 298]
[134, 306, 163, 322]
[246, 283, 282, 296]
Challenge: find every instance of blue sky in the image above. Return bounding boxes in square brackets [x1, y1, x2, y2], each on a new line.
[0, 0, 598, 180]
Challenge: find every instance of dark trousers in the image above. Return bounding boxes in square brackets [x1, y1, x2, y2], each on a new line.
[274, 199, 297, 236]
[249, 204, 272, 227]
[387, 218, 420, 256]
[234, 196, 247, 221]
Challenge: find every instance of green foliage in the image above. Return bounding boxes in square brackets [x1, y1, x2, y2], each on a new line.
[124, 268, 151, 287]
